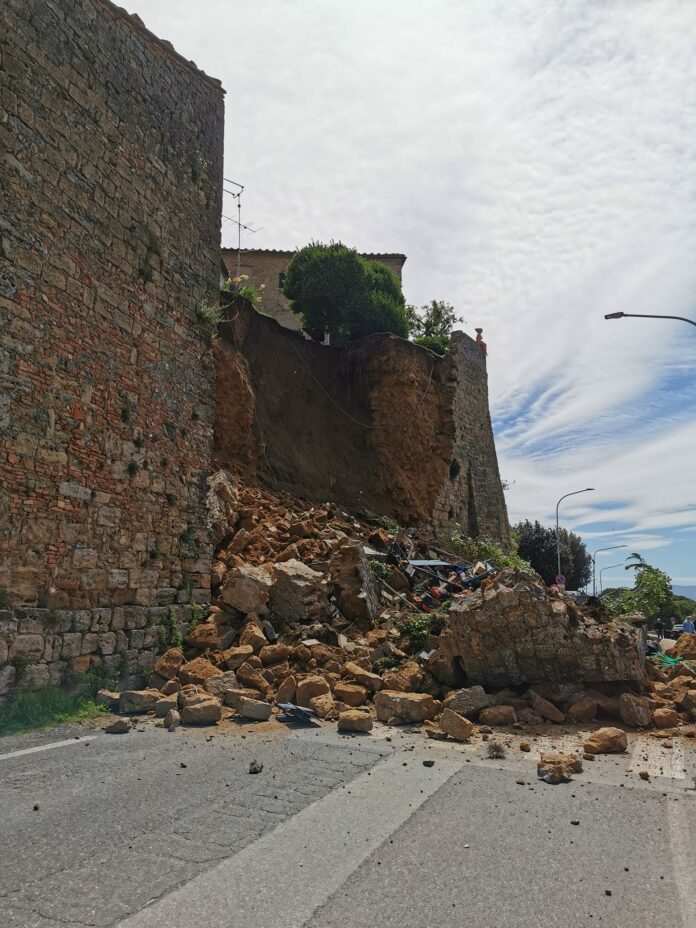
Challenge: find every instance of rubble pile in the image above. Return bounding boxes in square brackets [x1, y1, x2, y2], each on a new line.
[105, 471, 696, 742]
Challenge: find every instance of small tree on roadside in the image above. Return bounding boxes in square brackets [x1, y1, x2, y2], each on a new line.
[283, 241, 409, 344]
[603, 557, 673, 621]
[406, 300, 462, 355]
[513, 519, 592, 589]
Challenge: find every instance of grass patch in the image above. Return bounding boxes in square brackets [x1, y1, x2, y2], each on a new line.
[0, 685, 106, 737]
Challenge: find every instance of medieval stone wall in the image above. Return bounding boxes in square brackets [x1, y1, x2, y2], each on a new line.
[213, 301, 510, 541]
[0, 0, 224, 692]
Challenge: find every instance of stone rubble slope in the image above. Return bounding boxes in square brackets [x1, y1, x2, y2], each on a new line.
[106, 471, 696, 745]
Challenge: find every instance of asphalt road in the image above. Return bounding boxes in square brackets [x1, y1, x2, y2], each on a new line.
[1, 717, 695, 928]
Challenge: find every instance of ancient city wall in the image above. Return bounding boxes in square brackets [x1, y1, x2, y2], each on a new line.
[0, 0, 224, 694]
[213, 300, 510, 540]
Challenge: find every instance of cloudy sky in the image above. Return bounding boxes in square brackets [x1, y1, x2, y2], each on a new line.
[134, 0, 696, 589]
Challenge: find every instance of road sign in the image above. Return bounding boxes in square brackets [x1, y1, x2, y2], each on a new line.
[555, 574, 566, 587]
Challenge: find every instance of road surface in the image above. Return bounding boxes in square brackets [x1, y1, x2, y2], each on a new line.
[1, 717, 695, 927]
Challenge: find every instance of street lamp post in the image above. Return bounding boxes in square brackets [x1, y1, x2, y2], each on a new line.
[555, 488, 595, 583]
[599, 563, 624, 595]
[605, 311, 696, 327]
[592, 545, 627, 597]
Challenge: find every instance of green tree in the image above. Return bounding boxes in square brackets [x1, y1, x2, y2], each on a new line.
[603, 559, 673, 621]
[283, 241, 409, 344]
[513, 519, 592, 589]
[406, 300, 462, 355]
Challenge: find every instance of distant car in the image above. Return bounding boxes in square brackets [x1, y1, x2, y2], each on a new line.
[564, 591, 588, 605]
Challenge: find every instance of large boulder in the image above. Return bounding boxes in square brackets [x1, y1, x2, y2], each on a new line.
[333, 682, 368, 707]
[537, 752, 583, 784]
[203, 671, 241, 701]
[223, 645, 254, 670]
[329, 541, 380, 623]
[382, 661, 423, 693]
[239, 622, 268, 653]
[567, 696, 598, 722]
[670, 633, 696, 661]
[236, 662, 271, 696]
[309, 693, 337, 719]
[153, 648, 183, 681]
[374, 691, 440, 724]
[296, 675, 331, 707]
[119, 689, 161, 714]
[479, 705, 517, 726]
[184, 621, 235, 652]
[337, 709, 373, 733]
[344, 661, 382, 693]
[269, 559, 330, 622]
[619, 692, 652, 728]
[238, 697, 272, 721]
[221, 565, 274, 615]
[179, 657, 222, 686]
[433, 572, 646, 688]
[439, 708, 474, 742]
[653, 707, 680, 728]
[181, 694, 222, 725]
[583, 727, 628, 755]
[442, 685, 491, 719]
[529, 690, 565, 723]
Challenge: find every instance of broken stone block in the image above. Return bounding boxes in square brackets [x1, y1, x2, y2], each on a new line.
[374, 691, 440, 724]
[269, 559, 330, 622]
[119, 689, 161, 714]
[223, 644, 254, 670]
[164, 708, 181, 728]
[333, 681, 368, 707]
[529, 690, 565, 723]
[439, 707, 474, 741]
[221, 564, 273, 615]
[206, 469, 239, 546]
[153, 647, 184, 680]
[537, 752, 583, 784]
[567, 696, 598, 722]
[442, 685, 491, 719]
[381, 661, 423, 693]
[105, 719, 132, 734]
[619, 692, 652, 728]
[239, 621, 268, 652]
[653, 707, 680, 728]
[185, 621, 235, 652]
[221, 687, 264, 709]
[259, 643, 290, 666]
[344, 661, 382, 693]
[203, 671, 241, 700]
[337, 709, 373, 732]
[95, 689, 120, 710]
[154, 695, 178, 718]
[181, 694, 222, 725]
[238, 696, 272, 721]
[276, 675, 297, 703]
[236, 662, 271, 696]
[179, 657, 222, 686]
[309, 693, 336, 719]
[296, 674, 331, 707]
[479, 705, 517, 726]
[583, 727, 628, 755]
[329, 541, 380, 623]
[161, 679, 181, 696]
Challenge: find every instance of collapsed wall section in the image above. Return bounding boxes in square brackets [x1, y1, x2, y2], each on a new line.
[213, 301, 510, 540]
[0, 0, 224, 692]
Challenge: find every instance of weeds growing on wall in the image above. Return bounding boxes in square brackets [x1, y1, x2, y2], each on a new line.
[221, 274, 264, 308]
[0, 588, 11, 609]
[196, 300, 225, 339]
[448, 533, 533, 574]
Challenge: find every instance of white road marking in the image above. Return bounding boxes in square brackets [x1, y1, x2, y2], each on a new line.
[666, 798, 696, 927]
[116, 743, 466, 928]
[0, 736, 100, 761]
[630, 738, 685, 780]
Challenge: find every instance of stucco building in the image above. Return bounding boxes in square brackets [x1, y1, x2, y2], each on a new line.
[221, 248, 406, 331]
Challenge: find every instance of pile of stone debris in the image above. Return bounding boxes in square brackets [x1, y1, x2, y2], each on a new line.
[101, 471, 696, 741]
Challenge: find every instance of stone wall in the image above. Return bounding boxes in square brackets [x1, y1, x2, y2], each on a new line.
[221, 249, 407, 332]
[0, 0, 224, 692]
[213, 301, 510, 540]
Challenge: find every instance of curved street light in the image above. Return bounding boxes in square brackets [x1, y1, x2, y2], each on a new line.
[599, 563, 624, 595]
[592, 545, 627, 597]
[605, 311, 696, 327]
[555, 488, 595, 581]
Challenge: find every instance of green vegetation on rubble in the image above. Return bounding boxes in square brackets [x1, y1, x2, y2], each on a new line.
[448, 532, 533, 574]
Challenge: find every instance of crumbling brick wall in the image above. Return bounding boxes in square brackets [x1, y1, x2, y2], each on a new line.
[213, 301, 510, 541]
[0, 0, 224, 691]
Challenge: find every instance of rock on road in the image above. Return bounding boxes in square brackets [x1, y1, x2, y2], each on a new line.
[1, 719, 695, 927]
